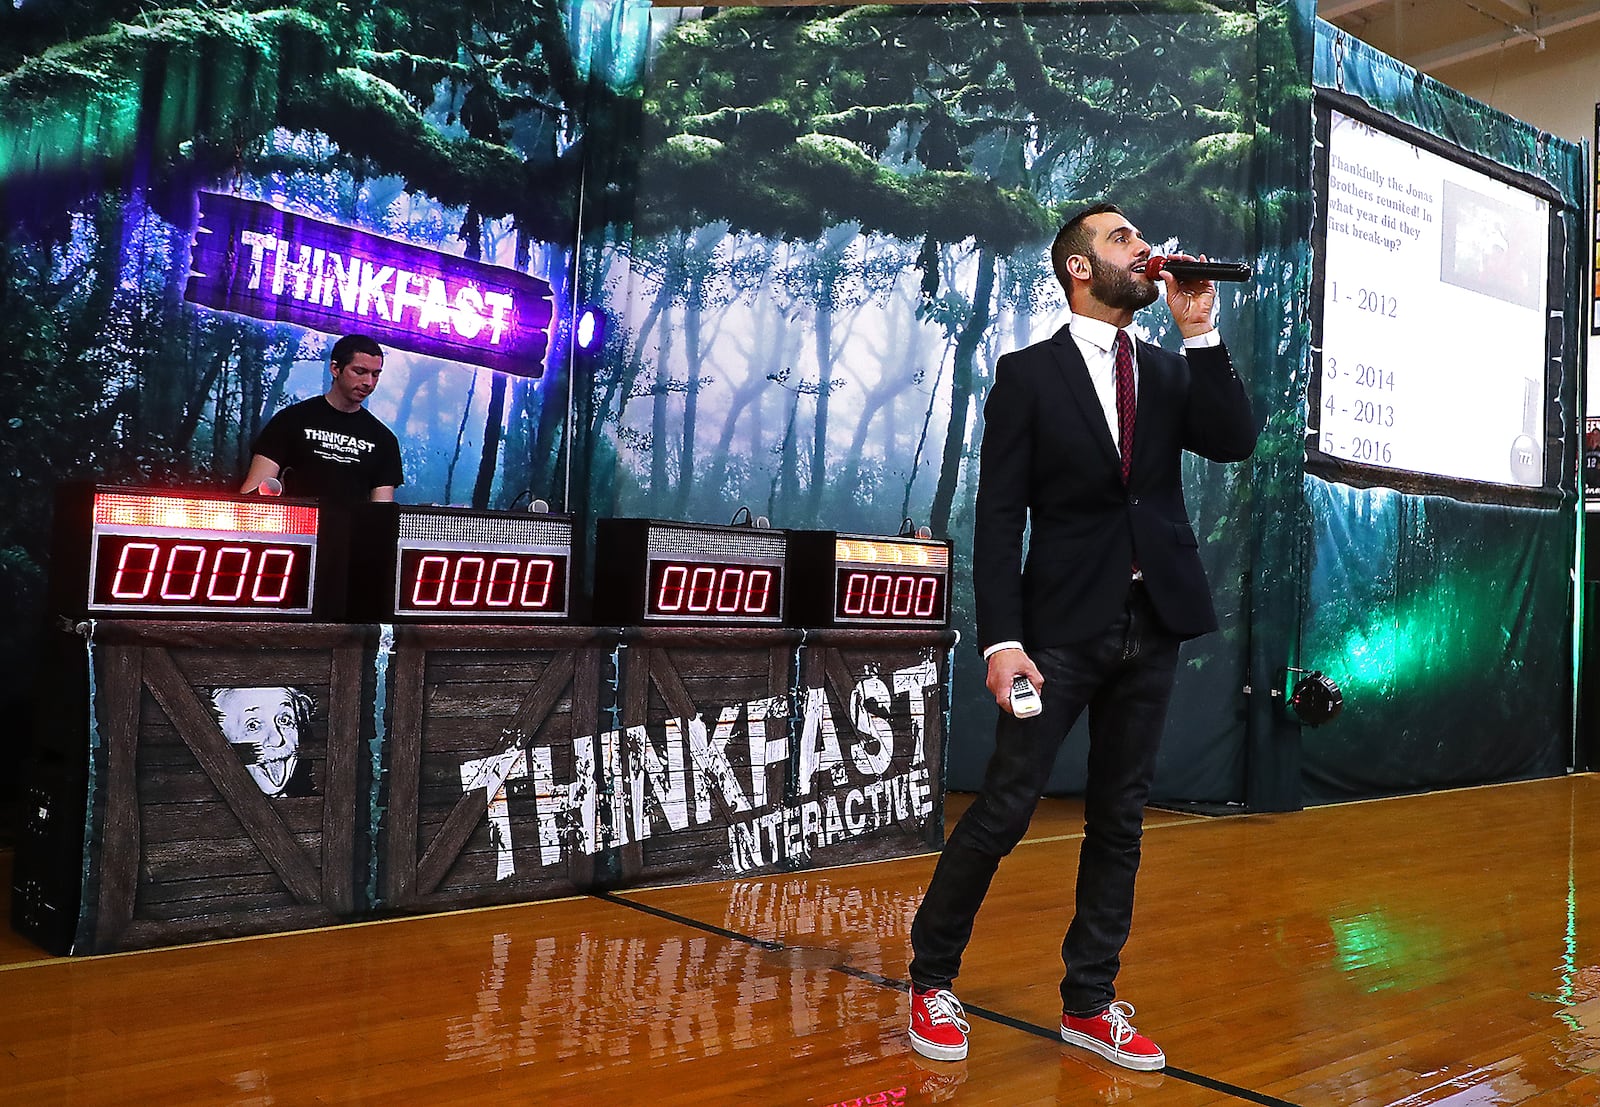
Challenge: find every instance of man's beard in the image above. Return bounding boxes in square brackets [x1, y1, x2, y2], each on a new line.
[1087, 251, 1160, 311]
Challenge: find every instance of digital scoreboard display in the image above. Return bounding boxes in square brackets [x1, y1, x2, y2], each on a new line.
[346, 504, 574, 622]
[786, 531, 952, 628]
[592, 518, 787, 626]
[52, 484, 329, 618]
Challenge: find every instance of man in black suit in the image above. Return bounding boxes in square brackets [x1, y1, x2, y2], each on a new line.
[907, 203, 1257, 1070]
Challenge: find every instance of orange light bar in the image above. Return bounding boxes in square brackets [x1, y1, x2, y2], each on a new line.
[835, 538, 948, 569]
[93, 491, 319, 536]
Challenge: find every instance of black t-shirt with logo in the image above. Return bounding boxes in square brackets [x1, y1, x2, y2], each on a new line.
[250, 397, 404, 504]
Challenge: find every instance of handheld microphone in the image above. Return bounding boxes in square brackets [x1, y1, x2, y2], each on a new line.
[1143, 256, 1253, 282]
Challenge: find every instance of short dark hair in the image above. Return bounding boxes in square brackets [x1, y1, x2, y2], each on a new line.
[1050, 202, 1124, 288]
[330, 334, 384, 369]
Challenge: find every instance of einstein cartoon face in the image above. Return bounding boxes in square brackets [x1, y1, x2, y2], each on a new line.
[209, 686, 313, 796]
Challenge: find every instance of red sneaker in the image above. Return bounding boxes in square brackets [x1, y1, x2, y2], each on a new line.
[1060, 1001, 1165, 1071]
[909, 986, 970, 1061]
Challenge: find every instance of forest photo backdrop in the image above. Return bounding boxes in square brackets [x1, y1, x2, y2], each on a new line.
[22, 1, 1570, 808]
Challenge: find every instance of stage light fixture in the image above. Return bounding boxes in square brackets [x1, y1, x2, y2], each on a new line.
[1288, 668, 1343, 726]
[575, 306, 605, 352]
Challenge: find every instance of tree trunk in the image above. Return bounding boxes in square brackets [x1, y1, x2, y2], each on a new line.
[606, 229, 684, 427]
[902, 333, 955, 523]
[391, 365, 429, 443]
[472, 372, 508, 508]
[807, 306, 833, 525]
[768, 386, 802, 522]
[704, 299, 793, 503]
[929, 246, 996, 535]
[469, 220, 540, 509]
[443, 370, 479, 506]
[502, 376, 534, 502]
[173, 335, 234, 453]
[675, 269, 703, 515]
[650, 310, 676, 499]
[530, 241, 572, 503]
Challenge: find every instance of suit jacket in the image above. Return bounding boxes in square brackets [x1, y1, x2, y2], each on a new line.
[973, 322, 1257, 650]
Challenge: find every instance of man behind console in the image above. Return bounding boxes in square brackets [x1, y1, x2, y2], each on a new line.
[241, 333, 403, 503]
[906, 203, 1258, 1071]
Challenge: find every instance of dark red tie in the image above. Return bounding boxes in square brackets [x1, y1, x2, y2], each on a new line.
[1114, 330, 1135, 483]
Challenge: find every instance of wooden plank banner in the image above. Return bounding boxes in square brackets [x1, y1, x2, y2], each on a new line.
[26, 621, 956, 955]
[790, 628, 954, 868]
[78, 621, 376, 953]
[378, 625, 615, 911]
[609, 627, 955, 887]
[610, 628, 805, 887]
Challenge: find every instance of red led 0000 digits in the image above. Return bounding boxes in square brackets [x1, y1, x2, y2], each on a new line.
[93, 535, 310, 610]
[838, 570, 943, 619]
[401, 551, 562, 612]
[649, 561, 778, 617]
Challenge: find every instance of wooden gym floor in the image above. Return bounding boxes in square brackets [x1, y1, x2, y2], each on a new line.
[5, 774, 1600, 1105]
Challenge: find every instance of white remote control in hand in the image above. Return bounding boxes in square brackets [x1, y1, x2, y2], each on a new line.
[1009, 675, 1041, 718]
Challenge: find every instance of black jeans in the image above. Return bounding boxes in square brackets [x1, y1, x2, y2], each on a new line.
[908, 582, 1182, 1017]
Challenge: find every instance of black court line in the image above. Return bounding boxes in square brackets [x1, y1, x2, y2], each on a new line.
[592, 891, 1302, 1107]
[591, 889, 784, 950]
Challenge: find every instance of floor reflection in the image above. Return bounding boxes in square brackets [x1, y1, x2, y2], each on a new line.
[722, 875, 922, 946]
[443, 921, 907, 1074]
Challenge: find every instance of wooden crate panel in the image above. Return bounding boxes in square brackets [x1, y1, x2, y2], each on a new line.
[620, 631, 953, 887]
[615, 634, 798, 886]
[75, 626, 371, 953]
[795, 637, 949, 867]
[379, 627, 614, 912]
[114, 903, 335, 949]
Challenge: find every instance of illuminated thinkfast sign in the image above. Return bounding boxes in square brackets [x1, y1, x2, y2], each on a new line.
[185, 192, 555, 379]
